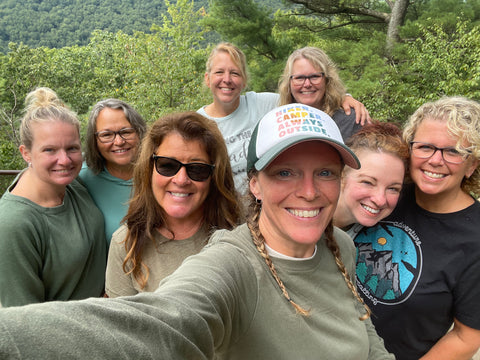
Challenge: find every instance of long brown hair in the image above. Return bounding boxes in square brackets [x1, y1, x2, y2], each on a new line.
[123, 111, 243, 288]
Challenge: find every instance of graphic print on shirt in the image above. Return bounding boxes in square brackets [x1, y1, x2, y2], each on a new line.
[353, 222, 423, 306]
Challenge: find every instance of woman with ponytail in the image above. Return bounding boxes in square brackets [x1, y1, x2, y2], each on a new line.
[0, 104, 392, 360]
[0, 87, 106, 307]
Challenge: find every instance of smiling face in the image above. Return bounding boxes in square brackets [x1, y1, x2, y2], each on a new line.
[337, 151, 405, 228]
[20, 120, 82, 190]
[96, 107, 140, 175]
[410, 117, 478, 202]
[290, 57, 326, 109]
[250, 141, 343, 258]
[152, 132, 211, 229]
[204, 51, 246, 111]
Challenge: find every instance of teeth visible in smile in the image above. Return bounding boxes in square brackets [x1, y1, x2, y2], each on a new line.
[221, 87, 233, 91]
[113, 149, 128, 153]
[54, 170, 70, 173]
[288, 209, 319, 218]
[170, 192, 189, 197]
[362, 205, 380, 214]
[423, 170, 445, 179]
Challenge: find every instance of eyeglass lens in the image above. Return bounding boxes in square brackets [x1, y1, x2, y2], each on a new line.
[290, 73, 325, 86]
[96, 128, 136, 143]
[410, 142, 468, 164]
[153, 156, 214, 182]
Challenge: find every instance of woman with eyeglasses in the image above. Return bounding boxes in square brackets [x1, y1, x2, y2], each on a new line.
[79, 99, 147, 245]
[278, 46, 364, 141]
[0, 104, 394, 359]
[105, 111, 242, 297]
[198, 42, 369, 191]
[0, 87, 106, 307]
[353, 97, 480, 359]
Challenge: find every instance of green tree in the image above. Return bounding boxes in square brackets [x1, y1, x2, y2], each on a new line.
[203, 0, 295, 91]
[353, 20, 480, 123]
[114, 0, 210, 120]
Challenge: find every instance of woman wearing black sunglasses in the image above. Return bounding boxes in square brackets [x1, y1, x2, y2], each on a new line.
[104, 111, 243, 297]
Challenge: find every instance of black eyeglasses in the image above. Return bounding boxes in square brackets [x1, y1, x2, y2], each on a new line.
[410, 141, 471, 164]
[152, 155, 215, 182]
[290, 73, 325, 86]
[95, 128, 136, 143]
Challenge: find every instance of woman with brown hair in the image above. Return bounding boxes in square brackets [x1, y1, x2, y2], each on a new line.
[105, 111, 243, 296]
[0, 105, 393, 359]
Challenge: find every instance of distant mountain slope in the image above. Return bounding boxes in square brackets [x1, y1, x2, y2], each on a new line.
[0, 0, 207, 53]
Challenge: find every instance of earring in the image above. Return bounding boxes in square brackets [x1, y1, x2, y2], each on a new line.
[28, 162, 32, 168]
[255, 197, 262, 205]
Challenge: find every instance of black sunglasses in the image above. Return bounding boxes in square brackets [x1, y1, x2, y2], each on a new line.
[152, 155, 215, 182]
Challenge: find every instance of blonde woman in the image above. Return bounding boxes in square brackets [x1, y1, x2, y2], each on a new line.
[198, 42, 368, 190]
[278, 46, 365, 140]
[0, 88, 106, 307]
[354, 97, 480, 359]
[0, 104, 393, 359]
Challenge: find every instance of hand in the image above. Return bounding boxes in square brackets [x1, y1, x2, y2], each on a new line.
[342, 94, 372, 125]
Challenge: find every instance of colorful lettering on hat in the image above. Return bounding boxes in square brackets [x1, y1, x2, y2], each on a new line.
[274, 105, 330, 139]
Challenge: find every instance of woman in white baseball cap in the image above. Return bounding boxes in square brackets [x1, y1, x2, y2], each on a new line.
[0, 104, 393, 360]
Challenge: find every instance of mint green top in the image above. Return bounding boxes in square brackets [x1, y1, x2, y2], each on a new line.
[0, 174, 107, 307]
[0, 224, 392, 359]
[79, 162, 132, 245]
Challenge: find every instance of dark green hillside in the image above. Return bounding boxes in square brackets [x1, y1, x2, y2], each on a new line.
[0, 0, 206, 53]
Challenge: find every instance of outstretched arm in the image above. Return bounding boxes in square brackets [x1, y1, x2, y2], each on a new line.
[342, 94, 372, 125]
[0, 243, 255, 359]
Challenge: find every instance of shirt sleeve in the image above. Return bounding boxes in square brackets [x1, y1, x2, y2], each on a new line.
[0, 242, 257, 359]
[454, 252, 480, 330]
[0, 204, 46, 307]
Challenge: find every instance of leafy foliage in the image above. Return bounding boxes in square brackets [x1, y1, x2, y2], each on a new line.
[0, 0, 175, 53]
[1, 0, 480, 196]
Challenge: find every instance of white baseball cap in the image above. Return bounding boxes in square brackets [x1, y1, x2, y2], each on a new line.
[247, 103, 360, 171]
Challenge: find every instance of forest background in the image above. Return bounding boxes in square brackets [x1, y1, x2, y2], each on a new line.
[1, 0, 480, 193]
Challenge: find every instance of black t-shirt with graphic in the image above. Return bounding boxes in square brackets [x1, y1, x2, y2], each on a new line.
[353, 184, 480, 360]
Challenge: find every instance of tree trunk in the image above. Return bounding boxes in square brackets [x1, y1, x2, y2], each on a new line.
[386, 0, 410, 52]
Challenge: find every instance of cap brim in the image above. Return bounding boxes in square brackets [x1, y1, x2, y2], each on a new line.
[254, 135, 360, 171]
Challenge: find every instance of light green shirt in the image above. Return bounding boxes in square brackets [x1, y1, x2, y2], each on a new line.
[106, 224, 208, 296]
[0, 224, 393, 359]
